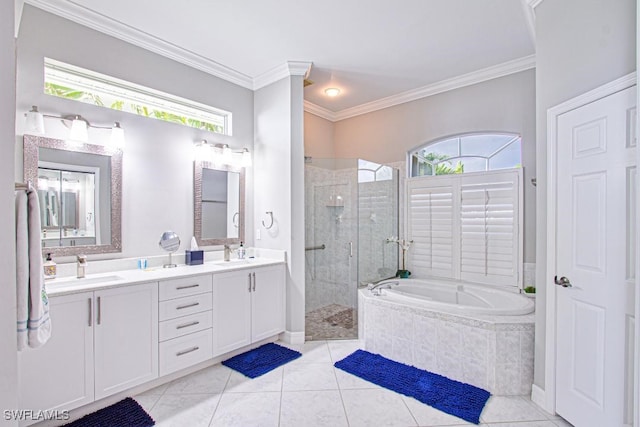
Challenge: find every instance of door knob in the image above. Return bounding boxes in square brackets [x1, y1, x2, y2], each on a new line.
[554, 275, 572, 288]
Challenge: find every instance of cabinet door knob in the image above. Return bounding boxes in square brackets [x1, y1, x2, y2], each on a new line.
[88, 298, 92, 327]
[96, 296, 101, 325]
[248, 273, 252, 292]
[252, 272, 256, 292]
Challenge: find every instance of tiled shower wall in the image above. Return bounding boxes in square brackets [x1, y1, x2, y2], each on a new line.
[304, 162, 399, 314]
[305, 164, 358, 313]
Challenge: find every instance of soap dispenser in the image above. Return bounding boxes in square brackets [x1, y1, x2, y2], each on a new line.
[43, 253, 56, 280]
[237, 242, 246, 260]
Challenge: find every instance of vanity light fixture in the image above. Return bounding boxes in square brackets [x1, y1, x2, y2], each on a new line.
[324, 88, 341, 97]
[195, 140, 252, 168]
[24, 106, 126, 148]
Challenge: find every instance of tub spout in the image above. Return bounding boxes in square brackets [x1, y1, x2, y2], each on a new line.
[367, 280, 399, 296]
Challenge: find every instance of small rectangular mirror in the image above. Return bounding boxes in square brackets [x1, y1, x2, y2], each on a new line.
[194, 160, 244, 246]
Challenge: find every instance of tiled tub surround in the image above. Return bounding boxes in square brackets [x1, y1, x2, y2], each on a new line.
[359, 289, 535, 396]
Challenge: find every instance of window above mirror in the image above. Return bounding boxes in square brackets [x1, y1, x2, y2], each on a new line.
[44, 58, 232, 135]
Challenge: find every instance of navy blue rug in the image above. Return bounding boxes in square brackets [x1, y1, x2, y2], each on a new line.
[335, 350, 490, 424]
[222, 342, 302, 378]
[63, 397, 154, 427]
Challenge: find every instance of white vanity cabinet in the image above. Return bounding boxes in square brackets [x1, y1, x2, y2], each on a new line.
[18, 282, 158, 420]
[18, 292, 94, 419]
[94, 283, 159, 399]
[213, 264, 285, 356]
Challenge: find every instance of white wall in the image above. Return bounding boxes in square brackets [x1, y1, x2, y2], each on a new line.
[15, 6, 254, 261]
[534, 0, 636, 389]
[254, 76, 306, 336]
[324, 70, 537, 263]
[1, 0, 18, 424]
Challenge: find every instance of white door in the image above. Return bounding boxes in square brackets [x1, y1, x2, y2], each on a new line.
[251, 265, 286, 342]
[212, 270, 252, 356]
[555, 86, 636, 426]
[18, 292, 94, 422]
[94, 282, 158, 400]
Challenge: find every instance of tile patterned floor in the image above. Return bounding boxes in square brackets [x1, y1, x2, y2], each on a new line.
[305, 305, 358, 340]
[134, 340, 573, 427]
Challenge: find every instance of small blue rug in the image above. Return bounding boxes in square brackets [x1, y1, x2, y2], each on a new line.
[222, 342, 302, 378]
[63, 397, 154, 427]
[335, 350, 490, 424]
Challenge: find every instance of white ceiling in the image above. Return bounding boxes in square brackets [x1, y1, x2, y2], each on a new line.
[23, 0, 536, 118]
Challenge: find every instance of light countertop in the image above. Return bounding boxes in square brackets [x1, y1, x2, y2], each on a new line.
[45, 257, 285, 297]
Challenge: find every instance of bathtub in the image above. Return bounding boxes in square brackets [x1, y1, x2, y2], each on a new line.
[359, 278, 535, 395]
[373, 278, 534, 316]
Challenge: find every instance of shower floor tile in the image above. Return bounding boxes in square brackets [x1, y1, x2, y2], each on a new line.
[305, 304, 358, 341]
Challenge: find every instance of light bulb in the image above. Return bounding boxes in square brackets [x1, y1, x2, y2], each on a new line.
[69, 117, 88, 142]
[110, 122, 125, 148]
[324, 88, 341, 97]
[25, 106, 45, 134]
[221, 144, 232, 165]
[241, 148, 252, 167]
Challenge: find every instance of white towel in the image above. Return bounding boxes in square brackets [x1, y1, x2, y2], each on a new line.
[16, 185, 51, 350]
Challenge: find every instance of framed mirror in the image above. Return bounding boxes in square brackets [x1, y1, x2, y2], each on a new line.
[194, 160, 245, 247]
[23, 134, 123, 256]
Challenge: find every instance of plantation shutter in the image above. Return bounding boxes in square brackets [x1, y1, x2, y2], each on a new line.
[407, 176, 457, 279]
[406, 169, 522, 288]
[459, 171, 521, 287]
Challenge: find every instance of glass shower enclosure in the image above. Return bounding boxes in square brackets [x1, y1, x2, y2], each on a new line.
[304, 158, 399, 340]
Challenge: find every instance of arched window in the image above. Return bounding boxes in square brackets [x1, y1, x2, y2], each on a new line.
[410, 133, 521, 177]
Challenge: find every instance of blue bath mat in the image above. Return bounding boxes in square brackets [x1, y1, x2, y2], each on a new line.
[63, 397, 154, 427]
[222, 342, 302, 378]
[335, 350, 490, 424]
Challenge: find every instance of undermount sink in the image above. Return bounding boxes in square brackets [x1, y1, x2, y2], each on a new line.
[51, 275, 124, 287]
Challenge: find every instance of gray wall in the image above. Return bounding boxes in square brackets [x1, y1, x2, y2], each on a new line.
[326, 69, 537, 263]
[1, 1, 18, 424]
[533, 0, 636, 389]
[15, 5, 255, 260]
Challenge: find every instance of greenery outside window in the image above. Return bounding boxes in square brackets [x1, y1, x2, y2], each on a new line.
[44, 58, 231, 135]
[410, 133, 521, 177]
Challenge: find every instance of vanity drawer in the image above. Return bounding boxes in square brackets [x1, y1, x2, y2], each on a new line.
[159, 311, 212, 342]
[159, 328, 213, 376]
[159, 275, 213, 301]
[159, 292, 212, 321]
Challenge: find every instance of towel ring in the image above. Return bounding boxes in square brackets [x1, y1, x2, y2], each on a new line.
[262, 211, 274, 229]
[232, 212, 239, 228]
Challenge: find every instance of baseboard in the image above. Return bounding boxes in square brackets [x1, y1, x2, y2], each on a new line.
[531, 384, 552, 414]
[280, 330, 305, 344]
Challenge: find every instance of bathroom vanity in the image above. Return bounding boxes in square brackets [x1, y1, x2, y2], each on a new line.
[17, 256, 285, 425]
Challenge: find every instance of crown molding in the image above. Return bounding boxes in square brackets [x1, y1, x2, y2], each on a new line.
[307, 54, 536, 122]
[15, 0, 25, 37]
[303, 101, 337, 121]
[524, 0, 545, 9]
[521, 0, 536, 44]
[253, 61, 312, 90]
[24, 0, 254, 89]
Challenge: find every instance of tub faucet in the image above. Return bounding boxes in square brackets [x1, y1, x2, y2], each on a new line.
[77, 255, 87, 279]
[368, 280, 399, 296]
[223, 245, 231, 262]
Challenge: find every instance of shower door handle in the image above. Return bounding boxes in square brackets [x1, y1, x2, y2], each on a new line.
[349, 242, 353, 257]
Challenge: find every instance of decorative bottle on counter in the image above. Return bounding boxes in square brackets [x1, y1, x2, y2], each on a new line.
[237, 242, 246, 259]
[43, 253, 56, 280]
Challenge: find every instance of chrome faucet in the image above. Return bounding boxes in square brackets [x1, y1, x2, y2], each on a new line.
[77, 255, 87, 278]
[367, 280, 399, 296]
[223, 245, 231, 262]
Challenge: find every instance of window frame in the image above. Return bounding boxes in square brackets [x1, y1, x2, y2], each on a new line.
[44, 58, 232, 135]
